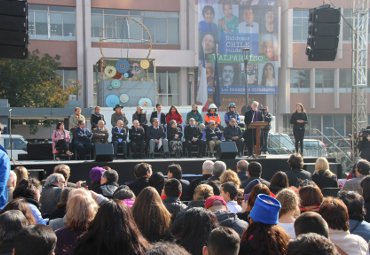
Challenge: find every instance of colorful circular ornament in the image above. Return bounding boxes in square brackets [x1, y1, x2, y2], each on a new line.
[116, 59, 130, 74]
[138, 97, 153, 108]
[119, 93, 130, 104]
[105, 94, 120, 107]
[111, 79, 121, 89]
[123, 73, 129, 78]
[140, 59, 150, 70]
[113, 71, 122, 80]
[104, 65, 117, 78]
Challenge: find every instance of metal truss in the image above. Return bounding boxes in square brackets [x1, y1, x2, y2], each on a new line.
[352, 0, 369, 159]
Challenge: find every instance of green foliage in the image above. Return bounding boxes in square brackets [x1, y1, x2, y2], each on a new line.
[0, 50, 75, 107]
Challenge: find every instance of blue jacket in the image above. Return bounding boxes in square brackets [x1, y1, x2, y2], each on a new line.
[0, 144, 10, 209]
[349, 219, 370, 242]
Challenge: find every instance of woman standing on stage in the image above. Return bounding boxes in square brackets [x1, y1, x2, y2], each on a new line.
[290, 103, 308, 155]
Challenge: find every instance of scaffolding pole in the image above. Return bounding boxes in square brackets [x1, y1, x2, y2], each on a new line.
[352, 0, 369, 160]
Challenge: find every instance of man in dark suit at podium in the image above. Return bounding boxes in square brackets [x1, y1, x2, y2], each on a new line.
[244, 101, 263, 156]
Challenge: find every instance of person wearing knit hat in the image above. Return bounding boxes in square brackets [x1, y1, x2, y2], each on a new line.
[239, 194, 290, 255]
[88, 166, 105, 193]
[205, 195, 227, 209]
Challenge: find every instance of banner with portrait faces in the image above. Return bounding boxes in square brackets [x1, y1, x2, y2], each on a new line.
[197, 0, 280, 102]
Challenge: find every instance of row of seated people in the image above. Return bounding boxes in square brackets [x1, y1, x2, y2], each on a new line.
[52, 116, 247, 160]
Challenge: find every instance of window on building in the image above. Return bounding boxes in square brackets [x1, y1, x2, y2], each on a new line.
[56, 69, 77, 89]
[29, 5, 76, 41]
[291, 69, 310, 89]
[342, 9, 352, 42]
[339, 69, 351, 89]
[91, 9, 179, 44]
[155, 70, 180, 106]
[315, 69, 334, 89]
[293, 9, 309, 42]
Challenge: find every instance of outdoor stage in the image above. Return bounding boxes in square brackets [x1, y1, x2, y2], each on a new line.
[11, 156, 344, 185]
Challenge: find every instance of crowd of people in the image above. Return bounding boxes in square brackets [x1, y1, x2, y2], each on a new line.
[53, 101, 273, 160]
[1, 153, 370, 255]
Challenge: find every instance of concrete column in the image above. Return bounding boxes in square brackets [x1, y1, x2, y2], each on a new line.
[76, 0, 85, 106]
[83, 0, 94, 107]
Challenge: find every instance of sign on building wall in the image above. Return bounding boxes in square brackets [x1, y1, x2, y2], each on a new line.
[97, 58, 156, 108]
[196, 0, 280, 110]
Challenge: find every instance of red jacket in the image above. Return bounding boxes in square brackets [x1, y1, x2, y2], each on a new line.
[166, 112, 183, 125]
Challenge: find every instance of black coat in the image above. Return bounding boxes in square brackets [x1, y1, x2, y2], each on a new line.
[184, 125, 202, 142]
[90, 113, 105, 129]
[167, 126, 183, 142]
[286, 168, 312, 187]
[127, 177, 150, 196]
[205, 127, 222, 142]
[132, 112, 148, 125]
[150, 111, 166, 125]
[223, 125, 243, 140]
[290, 112, 308, 131]
[147, 126, 166, 140]
[359, 139, 370, 162]
[244, 109, 263, 128]
[129, 126, 145, 142]
[312, 171, 338, 190]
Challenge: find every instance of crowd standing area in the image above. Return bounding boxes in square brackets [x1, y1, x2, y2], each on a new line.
[1, 152, 370, 255]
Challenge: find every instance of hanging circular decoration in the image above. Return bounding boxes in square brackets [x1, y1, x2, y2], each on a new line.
[138, 97, 153, 108]
[123, 73, 129, 78]
[119, 93, 130, 104]
[105, 94, 120, 107]
[140, 59, 150, 70]
[113, 71, 122, 80]
[104, 65, 117, 78]
[131, 63, 141, 76]
[116, 59, 130, 74]
[111, 79, 121, 89]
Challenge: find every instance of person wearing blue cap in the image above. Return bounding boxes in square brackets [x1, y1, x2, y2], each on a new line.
[239, 194, 290, 255]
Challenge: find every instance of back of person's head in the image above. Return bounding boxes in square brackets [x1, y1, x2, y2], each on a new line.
[236, 160, 249, 173]
[213, 161, 227, 179]
[134, 163, 153, 178]
[247, 161, 262, 177]
[319, 197, 349, 231]
[356, 159, 370, 176]
[145, 242, 190, 255]
[89, 166, 105, 183]
[102, 169, 119, 184]
[178, 207, 218, 255]
[294, 211, 329, 238]
[247, 183, 271, 210]
[13, 178, 41, 201]
[221, 182, 238, 200]
[287, 233, 337, 255]
[299, 185, 323, 208]
[269, 171, 289, 191]
[13, 225, 57, 255]
[65, 191, 98, 232]
[276, 188, 300, 217]
[338, 190, 365, 221]
[204, 227, 240, 255]
[314, 157, 330, 172]
[202, 160, 215, 175]
[167, 164, 183, 180]
[75, 200, 149, 254]
[193, 184, 214, 201]
[53, 164, 71, 181]
[361, 176, 370, 202]
[132, 187, 172, 242]
[113, 185, 135, 200]
[0, 210, 27, 245]
[220, 170, 241, 187]
[43, 173, 65, 188]
[1, 198, 36, 225]
[13, 166, 28, 186]
[149, 172, 165, 195]
[288, 153, 304, 169]
[164, 178, 182, 198]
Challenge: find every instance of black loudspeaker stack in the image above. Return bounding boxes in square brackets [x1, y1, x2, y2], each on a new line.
[95, 144, 114, 162]
[217, 142, 238, 160]
[0, 0, 28, 59]
[305, 5, 341, 61]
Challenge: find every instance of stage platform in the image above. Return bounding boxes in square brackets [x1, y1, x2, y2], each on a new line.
[11, 156, 343, 185]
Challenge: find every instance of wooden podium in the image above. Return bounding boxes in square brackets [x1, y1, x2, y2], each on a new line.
[248, 121, 269, 156]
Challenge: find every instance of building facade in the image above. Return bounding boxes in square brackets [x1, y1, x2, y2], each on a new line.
[27, 0, 370, 137]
